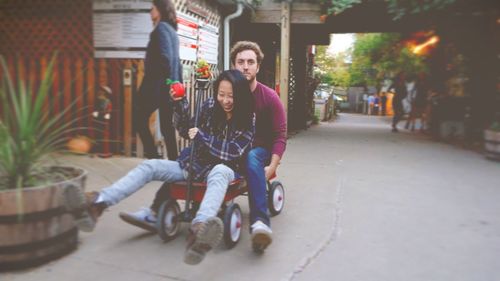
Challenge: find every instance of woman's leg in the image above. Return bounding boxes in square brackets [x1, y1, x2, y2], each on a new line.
[159, 97, 179, 160]
[133, 94, 159, 158]
[184, 164, 233, 265]
[191, 164, 235, 224]
[98, 159, 185, 206]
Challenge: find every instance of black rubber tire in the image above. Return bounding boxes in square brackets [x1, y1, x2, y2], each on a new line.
[157, 199, 181, 242]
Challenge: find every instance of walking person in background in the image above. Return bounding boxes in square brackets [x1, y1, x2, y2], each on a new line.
[373, 93, 380, 116]
[134, 0, 182, 159]
[66, 70, 255, 265]
[380, 92, 388, 116]
[405, 73, 429, 131]
[368, 94, 375, 115]
[391, 72, 408, 132]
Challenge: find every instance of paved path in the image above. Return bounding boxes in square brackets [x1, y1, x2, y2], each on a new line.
[4, 114, 500, 281]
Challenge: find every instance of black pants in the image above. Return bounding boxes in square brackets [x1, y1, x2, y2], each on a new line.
[133, 89, 178, 160]
[392, 102, 404, 128]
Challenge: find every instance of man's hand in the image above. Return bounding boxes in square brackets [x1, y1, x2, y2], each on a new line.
[264, 154, 281, 180]
[264, 164, 277, 180]
[188, 127, 199, 140]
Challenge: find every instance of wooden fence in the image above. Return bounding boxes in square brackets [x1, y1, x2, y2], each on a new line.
[0, 54, 215, 157]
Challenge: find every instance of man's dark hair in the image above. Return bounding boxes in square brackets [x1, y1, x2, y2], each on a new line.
[230, 41, 264, 66]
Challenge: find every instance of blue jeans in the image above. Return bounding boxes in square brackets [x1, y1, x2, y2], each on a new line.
[246, 147, 271, 227]
[98, 159, 234, 224]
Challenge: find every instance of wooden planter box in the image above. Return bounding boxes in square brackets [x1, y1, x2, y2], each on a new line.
[484, 129, 500, 160]
[0, 166, 87, 271]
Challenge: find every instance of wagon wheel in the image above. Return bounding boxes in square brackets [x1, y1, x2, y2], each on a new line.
[268, 181, 285, 216]
[223, 203, 242, 249]
[157, 199, 181, 242]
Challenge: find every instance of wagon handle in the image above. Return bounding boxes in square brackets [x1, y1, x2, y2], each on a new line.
[184, 79, 210, 221]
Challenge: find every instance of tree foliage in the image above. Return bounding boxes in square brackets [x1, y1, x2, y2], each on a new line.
[319, 0, 361, 15]
[319, 0, 457, 19]
[314, 45, 351, 89]
[315, 33, 428, 90]
[386, 0, 456, 20]
[350, 33, 427, 87]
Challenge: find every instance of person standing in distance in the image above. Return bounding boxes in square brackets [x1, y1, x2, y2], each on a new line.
[134, 0, 182, 159]
[230, 41, 287, 252]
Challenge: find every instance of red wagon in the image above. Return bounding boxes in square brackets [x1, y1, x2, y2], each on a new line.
[156, 177, 285, 249]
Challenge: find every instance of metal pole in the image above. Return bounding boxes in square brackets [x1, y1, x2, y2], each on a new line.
[184, 79, 209, 221]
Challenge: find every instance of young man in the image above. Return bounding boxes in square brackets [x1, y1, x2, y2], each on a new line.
[120, 41, 286, 253]
[229, 41, 287, 252]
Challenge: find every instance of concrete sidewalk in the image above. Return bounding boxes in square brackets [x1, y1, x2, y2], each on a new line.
[4, 113, 500, 281]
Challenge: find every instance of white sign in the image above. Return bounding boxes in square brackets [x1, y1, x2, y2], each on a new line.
[179, 36, 198, 62]
[177, 12, 199, 62]
[198, 23, 219, 64]
[93, 0, 152, 58]
[93, 13, 152, 48]
[93, 0, 151, 10]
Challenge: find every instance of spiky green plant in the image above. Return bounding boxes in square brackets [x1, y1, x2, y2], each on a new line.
[0, 55, 78, 190]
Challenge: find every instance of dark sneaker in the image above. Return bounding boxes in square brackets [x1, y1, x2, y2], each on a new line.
[119, 207, 157, 233]
[64, 186, 105, 232]
[184, 217, 223, 265]
[251, 221, 273, 253]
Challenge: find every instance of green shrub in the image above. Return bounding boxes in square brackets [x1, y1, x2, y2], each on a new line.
[0, 55, 77, 190]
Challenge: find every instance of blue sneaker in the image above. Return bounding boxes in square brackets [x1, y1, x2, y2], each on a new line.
[119, 207, 157, 233]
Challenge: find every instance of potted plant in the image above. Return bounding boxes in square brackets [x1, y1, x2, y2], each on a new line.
[0, 56, 87, 270]
[484, 119, 500, 160]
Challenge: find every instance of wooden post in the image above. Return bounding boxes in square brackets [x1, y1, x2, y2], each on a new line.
[63, 56, 72, 130]
[52, 56, 60, 117]
[75, 58, 84, 133]
[280, 1, 291, 122]
[40, 57, 49, 114]
[123, 60, 132, 156]
[86, 59, 95, 139]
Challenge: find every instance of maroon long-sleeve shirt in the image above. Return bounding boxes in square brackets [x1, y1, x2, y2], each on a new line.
[253, 82, 287, 158]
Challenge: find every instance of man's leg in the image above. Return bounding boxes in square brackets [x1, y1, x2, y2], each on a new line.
[246, 147, 273, 252]
[184, 164, 233, 265]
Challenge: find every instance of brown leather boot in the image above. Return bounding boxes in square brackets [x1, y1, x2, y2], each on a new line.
[85, 191, 107, 221]
[183, 217, 223, 265]
[64, 185, 106, 232]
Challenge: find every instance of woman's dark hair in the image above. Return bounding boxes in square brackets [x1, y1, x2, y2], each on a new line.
[212, 70, 254, 131]
[153, 0, 178, 30]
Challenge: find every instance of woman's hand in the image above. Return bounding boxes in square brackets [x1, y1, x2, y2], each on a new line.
[188, 127, 199, 140]
[170, 88, 183, 101]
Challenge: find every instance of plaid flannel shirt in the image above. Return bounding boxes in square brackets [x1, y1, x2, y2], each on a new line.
[174, 97, 255, 181]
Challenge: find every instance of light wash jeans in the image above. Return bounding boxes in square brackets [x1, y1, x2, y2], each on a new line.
[97, 159, 234, 224]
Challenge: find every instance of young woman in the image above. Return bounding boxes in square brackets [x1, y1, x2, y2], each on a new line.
[66, 70, 254, 265]
[134, 0, 182, 159]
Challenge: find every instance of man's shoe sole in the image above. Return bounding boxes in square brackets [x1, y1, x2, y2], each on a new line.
[184, 218, 223, 265]
[119, 212, 157, 233]
[63, 184, 96, 232]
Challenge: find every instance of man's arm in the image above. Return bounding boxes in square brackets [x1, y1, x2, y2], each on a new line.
[266, 90, 287, 179]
